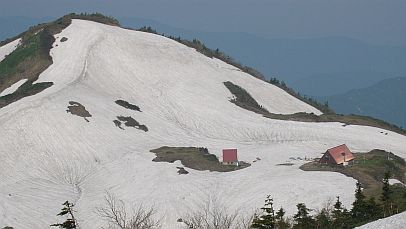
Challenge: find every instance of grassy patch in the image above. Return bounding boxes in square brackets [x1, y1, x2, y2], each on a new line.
[150, 146, 250, 172]
[115, 99, 141, 112]
[223, 81, 268, 113]
[300, 149, 406, 200]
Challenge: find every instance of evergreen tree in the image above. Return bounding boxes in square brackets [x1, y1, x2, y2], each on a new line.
[364, 197, 382, 221]
[275, 207, 290, 229]
[251, 195, 276, 229]
[351, 181, 367, 221]
[332, 197, 351, 229]
[381, 171, 393, 217]
[51, 201, 77, 229]
[293, 203, 315, 229]
[315, 208, 332, 229]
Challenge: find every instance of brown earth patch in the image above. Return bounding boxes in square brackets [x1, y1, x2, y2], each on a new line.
[66, 101, 92, 122]
[150, 146, 250, 172]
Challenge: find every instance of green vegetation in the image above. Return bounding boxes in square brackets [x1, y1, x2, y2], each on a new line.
[300, 149, 406, 198]
[150, 146, 250, 172]
[0, 13, 120, 108]
[223, 81, 268, 113]
[300, 149, 406, 224]
[254, 175, 405, 229]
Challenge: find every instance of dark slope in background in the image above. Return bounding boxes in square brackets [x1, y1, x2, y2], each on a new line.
[321, 77, 406, 128]
[2, 16, 406, 127]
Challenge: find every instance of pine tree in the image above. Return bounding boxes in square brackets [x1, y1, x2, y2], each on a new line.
[315, 208, 332, 229]
[332, 197, 351, 229]
[51, 201, 77, 229]
[351, 181, 367, 221]
[251, 195, 276, 229]
[364, 197, 382, 221]
[381, 171, 393, 217]
[275, 207, 290, 229]
[293, 203, 315, 229]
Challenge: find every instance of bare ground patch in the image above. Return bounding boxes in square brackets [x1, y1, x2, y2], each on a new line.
[115, 99, 141, 112]
[150, 146, 250, 172]
[66, 101, 92, 122]
[114, 116, 148, 132]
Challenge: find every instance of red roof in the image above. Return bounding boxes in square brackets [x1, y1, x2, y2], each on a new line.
[223, 149, 238, 162]
[326, 144, 354, 164]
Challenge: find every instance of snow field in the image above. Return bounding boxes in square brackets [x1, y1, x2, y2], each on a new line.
[1, 20, 406, 228]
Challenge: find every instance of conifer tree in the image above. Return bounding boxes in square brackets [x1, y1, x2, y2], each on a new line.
[315, 208, 332, 229]
[381, 171, 393, 217]
[251, 195, 276, 229]
[364, 197, 382, 221]
[51, 201, 77, 229]
[293, 203, 315, 229]
[351, 181, 367, 220]
[332, 197, 351, 229]
[275, 207, 290, 229]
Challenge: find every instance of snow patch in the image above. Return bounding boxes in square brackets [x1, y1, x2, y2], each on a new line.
[356, 211, 406, 229]
[0, 38, 21, 62]
[389, 178, 404, 186]
[0, 79, 28, 97]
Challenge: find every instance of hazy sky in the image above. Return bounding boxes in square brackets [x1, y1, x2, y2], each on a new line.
[1, 0, 406, 45]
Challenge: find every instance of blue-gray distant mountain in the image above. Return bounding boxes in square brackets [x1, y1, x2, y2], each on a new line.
[321, 77, 406, 128]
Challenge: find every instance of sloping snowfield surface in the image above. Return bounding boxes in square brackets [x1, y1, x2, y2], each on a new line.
[356, 211, 406, 229]
[0, 79, 28, 96]
[1, 20, 406, 228]
[0, 38, 20, 62]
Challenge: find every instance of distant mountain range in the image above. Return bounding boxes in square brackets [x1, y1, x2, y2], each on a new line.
[320, 77, 406, 128]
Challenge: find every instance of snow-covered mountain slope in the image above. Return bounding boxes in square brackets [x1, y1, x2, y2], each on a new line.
[1, 20, 406, 228]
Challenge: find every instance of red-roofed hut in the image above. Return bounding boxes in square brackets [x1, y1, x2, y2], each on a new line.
[319, 144, 354, 166]
[222, 149, 239, 166]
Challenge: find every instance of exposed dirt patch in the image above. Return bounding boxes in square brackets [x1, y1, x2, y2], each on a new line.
[150, 146, 250, 172]
[66, 101, 92, 122]
[113, 120, 124, 129]
[115, 99, 141, 112]
[114, 116, 148, 131]
[276, 163, 294, 166]
[177, 167, 189, 175]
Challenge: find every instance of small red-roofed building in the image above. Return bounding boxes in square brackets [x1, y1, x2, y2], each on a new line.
[222, 149, 239, 166]
[320, 144, 355, 166]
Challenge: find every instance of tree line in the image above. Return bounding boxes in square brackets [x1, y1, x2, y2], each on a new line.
[49, 171, 403, 229]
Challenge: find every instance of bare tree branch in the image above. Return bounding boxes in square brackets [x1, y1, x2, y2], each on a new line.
[96, 192, 161, 229]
